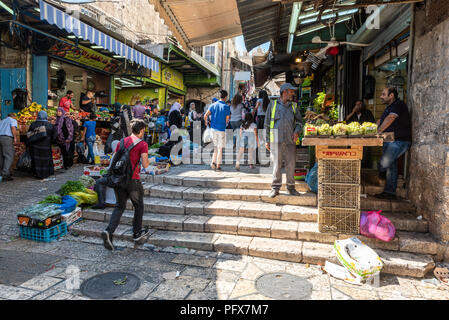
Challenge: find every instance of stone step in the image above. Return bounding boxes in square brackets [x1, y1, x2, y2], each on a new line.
[82, 208, 433, 254]
[142, 184, 416, 212]
[70, 220, 436, 278]
[89, 197, 427, 232]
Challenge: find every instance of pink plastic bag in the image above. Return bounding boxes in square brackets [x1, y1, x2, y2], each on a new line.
[360, 210, 396, 242]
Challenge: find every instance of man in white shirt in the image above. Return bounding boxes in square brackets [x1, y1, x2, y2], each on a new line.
[0, 113, 19, 181]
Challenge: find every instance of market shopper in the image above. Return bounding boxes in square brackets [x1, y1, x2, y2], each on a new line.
[230, 94, 244, 131]
[236, 112, 258, 171]
[27, 111, 57, 179]
[264, 83, 303, 198]
[375, 87, 412, 200]
[80, 90, 96, 114]
[55, 107, 75, 170]
[59, 90, 74, 113]
[203, 90, 231, 171]
[345, 100, 375, 124]
[168, 102, 183, 129]
[132, 100, 146, 120]
[81, 113, 97, 165]
[101, 119, 151, 250]
[0, 113, 18, 181]
[253, 90, 270, 164]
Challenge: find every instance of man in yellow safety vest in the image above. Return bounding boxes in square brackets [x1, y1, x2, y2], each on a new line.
[264, 83, 303, 198]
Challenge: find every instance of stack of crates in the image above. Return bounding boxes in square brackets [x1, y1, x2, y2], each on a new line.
[316, 145, 362, 234]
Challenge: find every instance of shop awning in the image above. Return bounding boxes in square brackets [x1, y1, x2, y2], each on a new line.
[149, 0, 242, 49]
[39, 0, 159, 72]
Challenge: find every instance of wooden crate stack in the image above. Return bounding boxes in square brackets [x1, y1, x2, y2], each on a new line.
[316, 145, 362, 234]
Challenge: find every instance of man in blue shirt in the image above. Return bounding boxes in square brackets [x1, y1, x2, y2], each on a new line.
[204, 90, 230, 171]
[0, 113, 18, 181]
[81, 113, 97, 164]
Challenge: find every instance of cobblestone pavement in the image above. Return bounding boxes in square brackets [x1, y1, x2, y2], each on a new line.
[0, 164, 449, 300]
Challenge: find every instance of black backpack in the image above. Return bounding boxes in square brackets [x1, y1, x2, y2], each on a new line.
[105, 138, 142, 188]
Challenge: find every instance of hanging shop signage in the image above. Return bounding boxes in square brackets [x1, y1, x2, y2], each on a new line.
[150, 68, 161, 83]
[49, 42, 120, 73]
[162, 66, 184, 92]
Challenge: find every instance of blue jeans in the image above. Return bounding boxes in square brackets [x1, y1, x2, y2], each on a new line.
[378, 141, 411, 195]
[86, 136, 96, 163]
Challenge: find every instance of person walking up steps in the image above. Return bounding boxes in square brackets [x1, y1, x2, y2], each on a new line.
[101, 119, 151, 250]
[264, 83, 303, 198]
[204, 90, 230, 171]
[236, 112, 258, 171]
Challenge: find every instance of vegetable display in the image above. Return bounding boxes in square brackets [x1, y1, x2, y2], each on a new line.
[347, 122, 363, 135]
[69, 188, 98, 205]
[362, 122, 378, 135]
[318, 123, 332, 136]
[60, 181, 86, 196]
[39, 195, 62, 204]
[332, 123, 348, 136]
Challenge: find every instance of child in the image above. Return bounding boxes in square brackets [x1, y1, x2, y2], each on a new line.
[82, 113, 97, 164]
[236, 112, 258, 171]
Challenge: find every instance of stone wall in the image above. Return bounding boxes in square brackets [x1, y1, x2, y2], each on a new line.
[408, 6, 449, 241]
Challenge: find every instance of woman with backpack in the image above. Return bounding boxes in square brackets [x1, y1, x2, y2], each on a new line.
[55, 107, 74, 170]
[235, 112, 258, 171]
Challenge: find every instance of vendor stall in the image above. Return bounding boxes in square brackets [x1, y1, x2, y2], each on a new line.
[302, 133, 393, 235]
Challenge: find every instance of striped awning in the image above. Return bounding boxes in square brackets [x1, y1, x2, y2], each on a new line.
[39, 0, 159, 73]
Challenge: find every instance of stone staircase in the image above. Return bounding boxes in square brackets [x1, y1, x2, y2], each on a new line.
[72, 165, 444, 279]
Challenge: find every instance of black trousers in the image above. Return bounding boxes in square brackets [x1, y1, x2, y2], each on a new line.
[59, 142, 74, 169]
[94, 176, 108, 206]
[106, 179, 144, 236]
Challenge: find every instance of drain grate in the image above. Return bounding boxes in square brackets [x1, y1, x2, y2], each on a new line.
[255, 272, 313, 300]
[80, 272, 141, 300]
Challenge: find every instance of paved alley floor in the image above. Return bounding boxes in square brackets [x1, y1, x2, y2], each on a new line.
[0, 164, 449, 300]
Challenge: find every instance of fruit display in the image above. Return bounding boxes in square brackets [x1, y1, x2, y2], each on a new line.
[362, 122, 378, 135]
[332, 123, 348, 136]
[317, 123, 332, 136]
[347, 122, 363, 135]
[304, 123, 318, 136]
[16, 102, 43, 125]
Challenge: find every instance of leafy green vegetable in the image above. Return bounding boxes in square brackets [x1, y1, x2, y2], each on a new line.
[313, 92, 326, 113]
[18, 204, 63, 220]
[39, 195, 62, 204]
[79, 175, 95, 188]
[60, 181, 86, 196]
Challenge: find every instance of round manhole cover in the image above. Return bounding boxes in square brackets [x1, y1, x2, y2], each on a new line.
[80, 272, 141, 299]
[255, 272, 313, 300]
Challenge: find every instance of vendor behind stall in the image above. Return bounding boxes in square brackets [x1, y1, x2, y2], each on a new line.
[59, 91, 74, 113]
[375, 87, 412, 200]
[345, 100, 375, 124]
[80, 90, 96, 114]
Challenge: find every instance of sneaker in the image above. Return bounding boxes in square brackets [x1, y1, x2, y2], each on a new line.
[216, 166, 222, 171]
[287, 188, 300, 196]
[374, 192, 396, 200]
[133, 227, 152, 243]
[210, 163, 217, 170]
[101, 230, 114, 251]
[269, 189, 280, 198]
[235, 163, 240, 171]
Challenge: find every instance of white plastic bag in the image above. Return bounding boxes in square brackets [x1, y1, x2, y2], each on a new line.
[203, 127, 213, 144]
[333, 237, 383, 280]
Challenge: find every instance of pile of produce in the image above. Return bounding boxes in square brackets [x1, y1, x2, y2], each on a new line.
[16, 102, 43, 125]
[79, 175, 96, 188]
[18, 203, 63, 220]
[60, 181, 86, 196]
[362, 122, 378, 135]
[347, 122, 363, 135]
[332, 123, 348, 136]
[304, 123, 318, 136]
[317, 123, 332, 136]
[39, 195, 62, 204]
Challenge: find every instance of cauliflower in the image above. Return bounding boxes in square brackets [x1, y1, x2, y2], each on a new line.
[318, 123, 332, 135]
[362, 122, 378, 135]
[332, 123, 348, 136]
[347, 122, 363, 135]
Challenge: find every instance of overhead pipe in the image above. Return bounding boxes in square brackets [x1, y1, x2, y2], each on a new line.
[287, 1, 302, 54]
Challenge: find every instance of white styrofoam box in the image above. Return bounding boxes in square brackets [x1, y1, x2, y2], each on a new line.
[62, 207, 82, 226]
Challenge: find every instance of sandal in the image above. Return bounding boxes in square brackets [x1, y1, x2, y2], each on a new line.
[433, 267, 449, 286]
